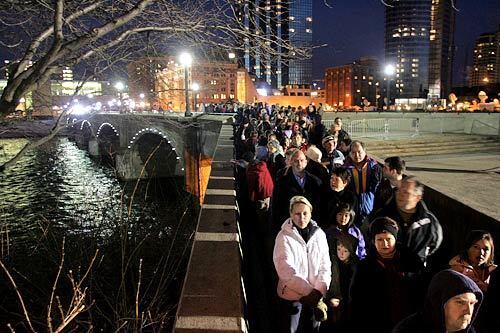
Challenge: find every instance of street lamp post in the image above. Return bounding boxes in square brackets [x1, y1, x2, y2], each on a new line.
[384, 64, 395, 110]
[179, 52, 193, 117]
[192, 82, 200, 113]
[114, 81, 125, 113]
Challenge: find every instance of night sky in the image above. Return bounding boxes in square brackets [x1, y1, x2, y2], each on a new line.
[1, 1, 498, 88]
[312, 0, 500, 86]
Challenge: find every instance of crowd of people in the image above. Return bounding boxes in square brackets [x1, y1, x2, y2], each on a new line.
[232, 103, 498, 333]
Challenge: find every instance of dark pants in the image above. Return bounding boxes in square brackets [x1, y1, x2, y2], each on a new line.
[278, 299, 321, 333]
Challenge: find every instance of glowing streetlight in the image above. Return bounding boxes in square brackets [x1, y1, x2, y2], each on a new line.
[483, 77, 489, 83]
[228, 52, 236, 60]
[192, 82, 200, 112]
[114, 81, 125, 91]
[114, 82, 126, 113]
[179, 52, 193, 116]
[139, 93, 145, 99]
[384, 64, 395, 108]
[384, 64, 395, 76]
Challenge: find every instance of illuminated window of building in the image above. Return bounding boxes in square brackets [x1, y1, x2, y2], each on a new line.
[221, 94, 226, 99]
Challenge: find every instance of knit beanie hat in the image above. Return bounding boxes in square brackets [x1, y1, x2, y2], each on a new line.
[255, 146, 268, 161]
[305, 145, 322, 163]
[370, 216, 399, 240]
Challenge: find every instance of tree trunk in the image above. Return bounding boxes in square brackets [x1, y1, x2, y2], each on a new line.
[0, 98, 18, 119]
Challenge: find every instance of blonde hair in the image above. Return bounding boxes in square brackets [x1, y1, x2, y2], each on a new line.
[289, 195, 313, 214]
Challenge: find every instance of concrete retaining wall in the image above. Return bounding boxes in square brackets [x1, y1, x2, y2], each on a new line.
[423, 184, 500, 265]
[322, 112, 500, 136]
[174, 120, 248, 332]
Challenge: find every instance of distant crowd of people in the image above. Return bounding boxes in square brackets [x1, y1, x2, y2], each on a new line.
[232, 103, 498, 333]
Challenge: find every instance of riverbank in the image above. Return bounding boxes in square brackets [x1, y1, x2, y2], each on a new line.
[0, 119, 56, 138]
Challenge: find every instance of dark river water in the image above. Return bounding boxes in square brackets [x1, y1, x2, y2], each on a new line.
[0, 138, 199, 331]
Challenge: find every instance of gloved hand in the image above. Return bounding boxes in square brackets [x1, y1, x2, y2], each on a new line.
[313, 299, 328, 322]
[299, 289, 323, 307]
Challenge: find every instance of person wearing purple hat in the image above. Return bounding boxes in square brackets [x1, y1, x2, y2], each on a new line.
[393, 269, 483, 333]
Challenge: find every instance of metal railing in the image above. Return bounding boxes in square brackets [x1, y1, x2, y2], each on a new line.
[324, 118, 420, 139]
[322, 116, 500, 138]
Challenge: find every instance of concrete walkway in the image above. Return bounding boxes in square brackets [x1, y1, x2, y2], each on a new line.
[361, 134, 500, 222]
[404, 153, 500, 221]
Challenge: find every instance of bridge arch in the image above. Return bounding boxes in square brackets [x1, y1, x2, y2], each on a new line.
[96, 122, 119, 138]
[95, 123, 120, 161]
[79, 120, 93, 132]
[128, 127, 182, 178]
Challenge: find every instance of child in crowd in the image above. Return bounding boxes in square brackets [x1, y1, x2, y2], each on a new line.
[322, 233, 359, 333]
[325, 203, 366, 259]
[449, 230, 497, 293]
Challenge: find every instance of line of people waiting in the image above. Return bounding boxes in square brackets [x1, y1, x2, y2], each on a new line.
[232, 104, 497, 333]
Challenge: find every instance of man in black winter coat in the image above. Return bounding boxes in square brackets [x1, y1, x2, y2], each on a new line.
[271, 150, 322, 235]
[368, 176, 443, 266]
[393, 269, 483, 333]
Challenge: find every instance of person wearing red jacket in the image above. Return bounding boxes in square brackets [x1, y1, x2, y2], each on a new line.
[247, 147, 274, 237]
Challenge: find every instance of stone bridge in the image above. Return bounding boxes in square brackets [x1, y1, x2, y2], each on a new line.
[67, 113, 222, 185]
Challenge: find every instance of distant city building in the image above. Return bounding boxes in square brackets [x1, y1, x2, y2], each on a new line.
[427, 0, 456, 99]
[127, 57, 171, 106]
[1, 60, 110, 115]
[156, 59, 257, 111]
[51, 66, 74, 81]
[324, 58, 381, 108]
[469, 28, 500, 87]
[235, 0, 313, 89]
[385, 0, 456, 99]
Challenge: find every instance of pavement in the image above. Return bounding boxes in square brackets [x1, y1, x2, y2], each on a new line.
[361, 134, 500, 222]
[403, 153, 500, 221]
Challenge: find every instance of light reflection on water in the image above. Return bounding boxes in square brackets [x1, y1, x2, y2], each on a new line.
[1, 138, 126, 243]
[0, 137, 197, 330]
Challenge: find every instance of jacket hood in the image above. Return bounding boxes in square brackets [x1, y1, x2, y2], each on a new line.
[249, 160, 269, 171]
[422, 269, 483, 332]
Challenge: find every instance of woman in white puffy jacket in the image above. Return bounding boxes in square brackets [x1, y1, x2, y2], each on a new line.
[273, 195, 332, 332]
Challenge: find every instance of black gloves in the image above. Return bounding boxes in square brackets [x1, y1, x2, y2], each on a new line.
[300, 288, 323, 307]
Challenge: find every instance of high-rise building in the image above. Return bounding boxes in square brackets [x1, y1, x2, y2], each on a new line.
[324, 58, 381, 108]
[235, 0, 312, 89]
[428, 0, 456, 99]
[385, 0, 455, 99]
[469, 28, 500, 87]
